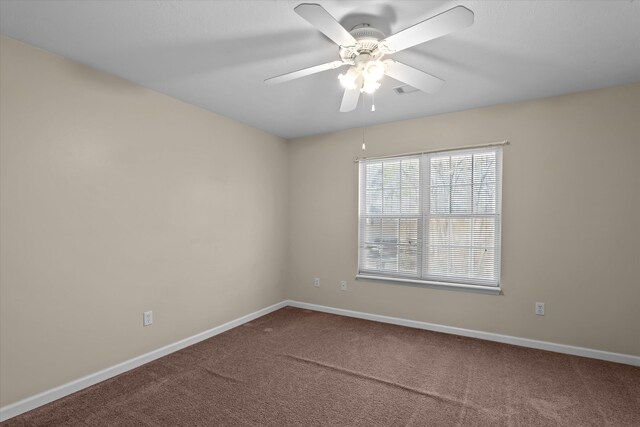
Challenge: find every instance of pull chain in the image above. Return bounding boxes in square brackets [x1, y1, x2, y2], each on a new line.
[361, 92, 366, 151]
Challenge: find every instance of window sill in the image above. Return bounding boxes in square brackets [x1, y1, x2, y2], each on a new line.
[355, 274, 502, 295]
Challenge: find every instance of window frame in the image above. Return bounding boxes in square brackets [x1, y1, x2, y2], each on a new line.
[356, 146, 503, 294]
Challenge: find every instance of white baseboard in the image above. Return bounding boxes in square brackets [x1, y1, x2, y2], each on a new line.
[286, 300, 640, 367]
[3, 299, 638, 422]
[0, 300, 288, 422]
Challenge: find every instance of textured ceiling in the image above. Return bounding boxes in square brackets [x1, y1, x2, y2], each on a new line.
[1, 0, 639, 139]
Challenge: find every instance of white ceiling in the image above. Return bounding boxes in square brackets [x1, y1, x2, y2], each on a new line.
[1, 0, 639, 139]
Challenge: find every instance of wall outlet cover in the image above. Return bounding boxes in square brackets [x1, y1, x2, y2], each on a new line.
[143, 310, 153, 326]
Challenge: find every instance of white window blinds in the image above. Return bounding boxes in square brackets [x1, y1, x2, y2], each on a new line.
[358, 146, 502, 289]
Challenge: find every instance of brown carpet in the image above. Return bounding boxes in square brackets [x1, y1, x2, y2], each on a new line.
[3, 307, 639, 426]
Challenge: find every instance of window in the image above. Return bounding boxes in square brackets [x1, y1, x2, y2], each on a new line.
[358, 146, 502, 291]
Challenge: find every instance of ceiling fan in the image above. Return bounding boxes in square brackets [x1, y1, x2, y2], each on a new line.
[264, 3, 474, 112]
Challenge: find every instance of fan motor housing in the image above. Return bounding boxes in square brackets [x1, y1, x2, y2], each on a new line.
[339, 24, 386, 64]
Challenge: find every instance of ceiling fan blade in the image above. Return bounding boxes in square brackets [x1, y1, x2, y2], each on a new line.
[384, 60, 444, 94]
[265, 60, 346, 85]
[340, 82, 362, 112]
[294, 3, 357, 47]
[379, 6, 474, 53]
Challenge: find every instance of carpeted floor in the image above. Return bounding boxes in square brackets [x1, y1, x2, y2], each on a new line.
[3, 307, 639, 426]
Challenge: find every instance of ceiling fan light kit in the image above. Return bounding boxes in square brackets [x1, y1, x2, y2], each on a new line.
[265, 3, 474, 112]
[338, 58, 385, 94]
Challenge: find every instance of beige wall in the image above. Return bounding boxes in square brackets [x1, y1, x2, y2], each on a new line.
[288, 83, 640, 357]
[0, 36, 288, 406]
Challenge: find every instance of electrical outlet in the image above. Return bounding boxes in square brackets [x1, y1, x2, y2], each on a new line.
[143, 310, 153, 326]
[535, 303, 545, 316]
[313, 277, 320, 288]
[340, 280, 348, 291]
